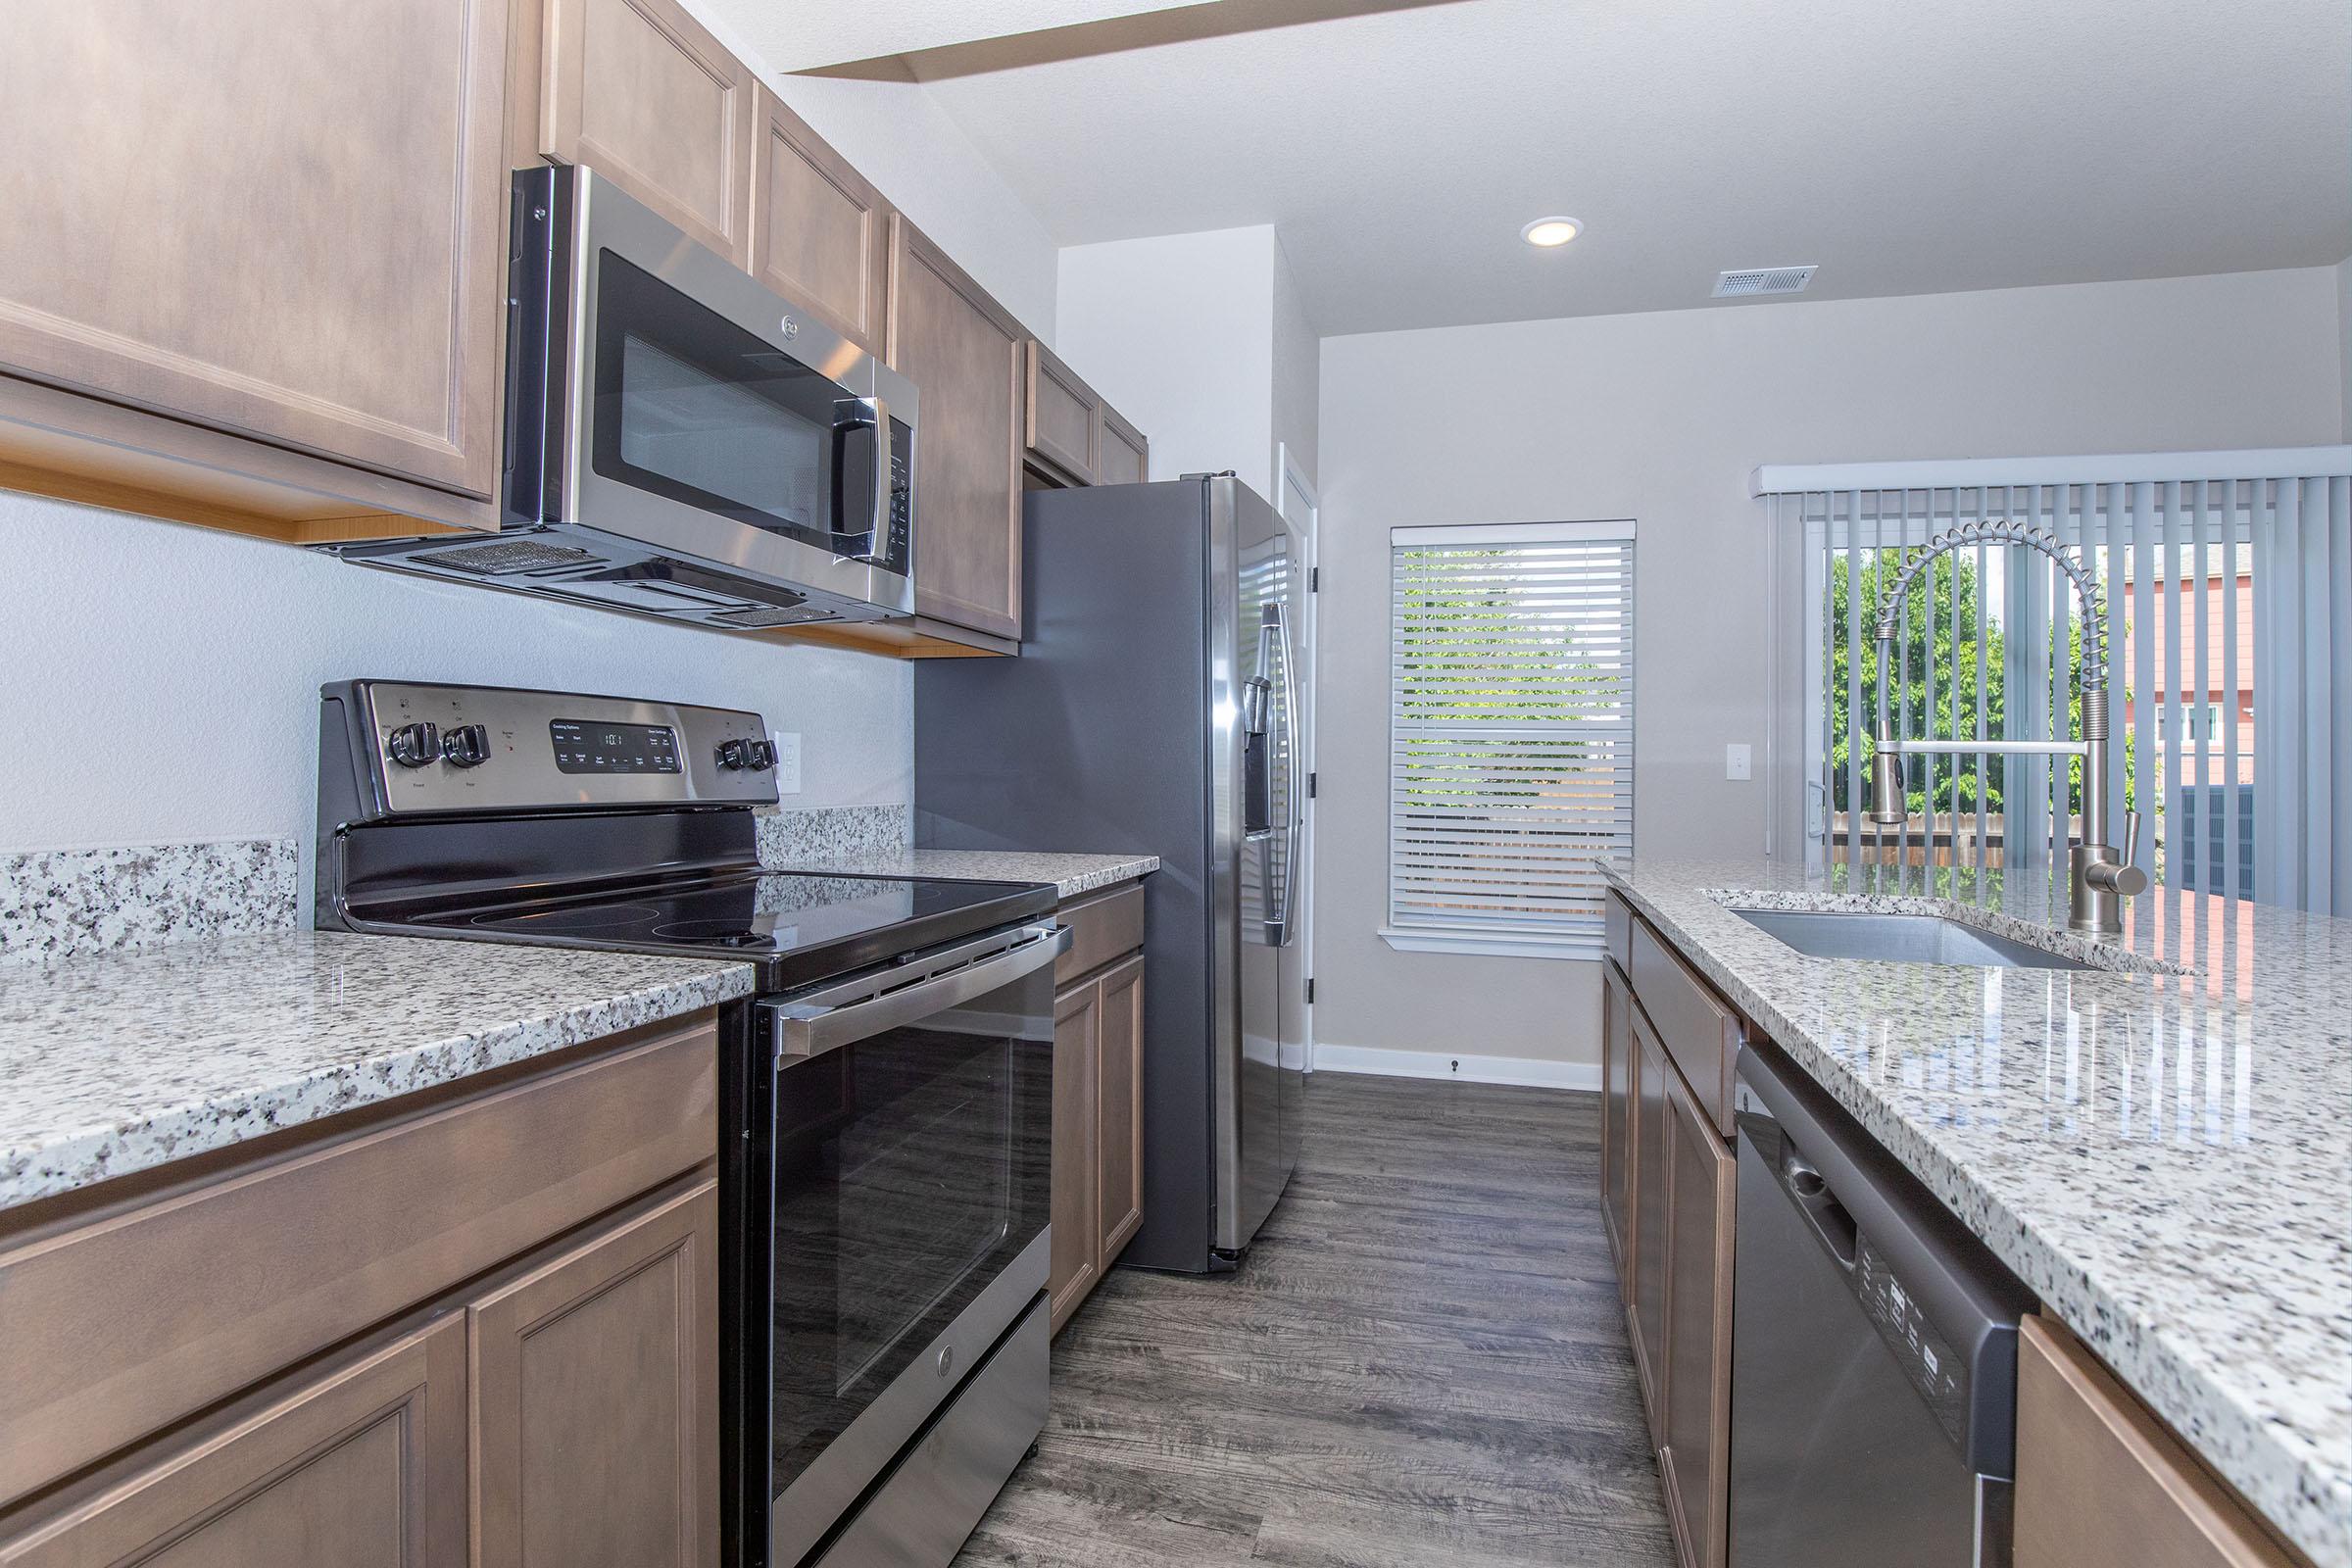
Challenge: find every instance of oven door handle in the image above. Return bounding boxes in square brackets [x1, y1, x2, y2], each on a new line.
[769, 922, 1070, 1061]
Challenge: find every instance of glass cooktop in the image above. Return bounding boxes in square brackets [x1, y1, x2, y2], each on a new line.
[390, 871, 1056, 992]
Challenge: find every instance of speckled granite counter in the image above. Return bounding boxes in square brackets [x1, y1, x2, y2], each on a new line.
[771, 847, 1159, 901]
[0, 931, 755, 1211]
[1597, 856, 2351, 1567]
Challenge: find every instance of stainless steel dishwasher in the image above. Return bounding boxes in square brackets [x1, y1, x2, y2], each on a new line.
[1729, 1042, 2035, 1568]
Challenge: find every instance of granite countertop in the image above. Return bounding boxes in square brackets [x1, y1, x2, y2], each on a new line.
[0, 931, 755, 1212]
[773, 847, 1160, 901]
[1597, 855, 2351, 1567]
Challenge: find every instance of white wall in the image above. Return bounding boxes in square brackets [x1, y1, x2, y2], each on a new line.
[1271, 236, 1321, 491]
[0, 493, 910, 855]
[1314, 265, 2346, 1071]
[1056, 226, 1281, 497]
[2338, 254, 2352, 443]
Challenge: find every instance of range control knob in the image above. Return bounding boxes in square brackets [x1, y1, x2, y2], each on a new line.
[441, 723, 491, 768]
[716, 738, 753, 771]
[387, 721, 441, 768]
[745, 738, 777, 770]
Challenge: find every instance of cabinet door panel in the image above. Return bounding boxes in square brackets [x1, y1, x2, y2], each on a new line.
[471, 1177, 720, 1568]
[1629, 1013, 1671, 1427]
[0, 1316, 466, 1567]
[1099, 402, 1150, 486]
[1097, 955, 1147, 1264]
[1024, 342, 1099, 485]
[1049, 981, 1102, 1334]
[750, 87, 891, 357]
[1658, 1068, 1735, 1568]
[0, 0, 508, 495]
[1600, 961, 1636, 1290]
[889, 217, 1023, 640]
[2016, 1316, 2297, 1568]
[542, 0, 755, 267]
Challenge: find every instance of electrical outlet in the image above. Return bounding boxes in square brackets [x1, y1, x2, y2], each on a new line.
[771, 730, 802, 794]
[1726, 743, 1752, 781]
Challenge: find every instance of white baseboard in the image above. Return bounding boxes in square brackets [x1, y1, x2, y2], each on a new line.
[1309, 1044, 1600, 1092]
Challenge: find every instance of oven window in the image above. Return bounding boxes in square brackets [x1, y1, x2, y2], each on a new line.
[590, 251, 871, 555]
[768, 976, 1051, 1495]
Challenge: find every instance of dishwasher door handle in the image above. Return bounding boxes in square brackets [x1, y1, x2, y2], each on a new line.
[1781, 1148, 1860, 1273]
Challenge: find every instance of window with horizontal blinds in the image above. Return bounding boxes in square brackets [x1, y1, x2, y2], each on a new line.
[1757, 449, 2352, 914]
[1384, 520, 1636, 958]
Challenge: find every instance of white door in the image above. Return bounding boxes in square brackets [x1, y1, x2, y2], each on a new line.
[1277, 445, 1318, 1073]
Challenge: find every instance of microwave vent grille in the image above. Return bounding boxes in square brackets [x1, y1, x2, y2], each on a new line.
[412, 539, 608, 576]
[710, 606, 834, 628]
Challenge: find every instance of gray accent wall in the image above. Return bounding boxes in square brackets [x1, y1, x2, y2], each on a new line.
[1313, 264, 2346, 1070]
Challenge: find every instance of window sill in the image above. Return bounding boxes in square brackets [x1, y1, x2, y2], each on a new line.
[1377, 926, 1600, 961]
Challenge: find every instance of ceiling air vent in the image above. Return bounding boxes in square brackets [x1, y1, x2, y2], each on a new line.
[1713, 266, 1817, 299]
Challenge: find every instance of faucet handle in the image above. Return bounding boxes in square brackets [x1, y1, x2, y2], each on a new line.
[2120, 808, 2140, 867]
[2096, 808, 2150, 898]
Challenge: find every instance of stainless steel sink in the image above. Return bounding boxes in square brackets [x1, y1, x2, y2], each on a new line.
[1728, 907, 2094, 971]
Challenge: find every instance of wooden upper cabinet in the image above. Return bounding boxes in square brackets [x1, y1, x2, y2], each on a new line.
[750, 88, 893, 357]
[1025, 342, 1102, 486]
[0, 0, 510, 498]
[471, 1176, 720, 1568]
[541, 0, 757, 268]
[0, 1315, 467, 1567]
[889, 217, 1024, 641]
[2016, 1316, 2301, 1568]
[1099, 401, 1151, 486]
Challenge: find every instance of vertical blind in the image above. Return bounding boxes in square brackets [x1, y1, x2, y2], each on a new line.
[1384, 520, 1635, 957]
[1758, 451, 2351, 913]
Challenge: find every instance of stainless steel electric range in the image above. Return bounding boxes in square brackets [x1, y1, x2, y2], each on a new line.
[315, 679, 1066, 1568]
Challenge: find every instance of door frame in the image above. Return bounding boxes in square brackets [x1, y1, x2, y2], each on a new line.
[1277, 442, 1319, 1073]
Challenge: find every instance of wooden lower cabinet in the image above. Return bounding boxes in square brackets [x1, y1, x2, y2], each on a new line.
[471, 1176, 720, 1568]
[1599, 960, 1637, 1288]
[1049, 979, 1103, 1332]
[1629, 1010, 1672, 1422]
[2016, 1316, 2302, 1568]
[1656, 1054, 1736, 1568]
[1047, 896, 1150, 1336]
[1608, 925, 1739, 1568]
[0, 1315, 467, 1566]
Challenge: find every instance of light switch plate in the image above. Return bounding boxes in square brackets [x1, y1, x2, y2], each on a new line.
[1725, 743, 1752, 781]
[772, 730, 802, 794]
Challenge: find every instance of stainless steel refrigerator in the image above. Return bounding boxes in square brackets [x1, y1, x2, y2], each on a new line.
[913, 473, 1306, 1273]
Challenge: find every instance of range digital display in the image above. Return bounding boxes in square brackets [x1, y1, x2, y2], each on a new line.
[550, 719, 681, 774]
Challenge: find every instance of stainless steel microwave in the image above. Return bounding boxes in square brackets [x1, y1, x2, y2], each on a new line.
[331, 165, 916, 631]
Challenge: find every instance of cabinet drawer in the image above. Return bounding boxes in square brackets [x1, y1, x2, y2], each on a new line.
[0, 1016, 717, 1508]
[1056, 881, 1146, 983]
[1628, 916, 1742, 1139]
[2016, 1316, 2300, 1568]
[1605, 890, 1634, 973]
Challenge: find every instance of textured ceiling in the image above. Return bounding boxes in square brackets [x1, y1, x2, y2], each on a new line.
[900, 0, 2352, 334]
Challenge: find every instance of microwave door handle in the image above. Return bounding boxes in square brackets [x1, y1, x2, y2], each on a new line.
[770, 922, 1069, 1061]
[830, 396, 892, 564]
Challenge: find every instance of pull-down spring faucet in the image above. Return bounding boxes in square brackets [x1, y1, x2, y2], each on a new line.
[1867, 519, 2147, 936]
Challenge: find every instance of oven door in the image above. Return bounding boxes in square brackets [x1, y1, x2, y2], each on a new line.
[756, 921, 1066, 1568]
[541, 167, 916, 616]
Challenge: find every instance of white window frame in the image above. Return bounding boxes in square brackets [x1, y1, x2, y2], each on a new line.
[1380, 517, 1637, 960]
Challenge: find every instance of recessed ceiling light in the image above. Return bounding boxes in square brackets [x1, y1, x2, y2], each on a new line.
[1521, 217, 1583, 248]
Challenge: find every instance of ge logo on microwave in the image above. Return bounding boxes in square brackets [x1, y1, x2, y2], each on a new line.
[779, 316, 801, 341]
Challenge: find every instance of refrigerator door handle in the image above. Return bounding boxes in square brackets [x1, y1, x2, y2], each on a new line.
[1267, 595, 1301, 946]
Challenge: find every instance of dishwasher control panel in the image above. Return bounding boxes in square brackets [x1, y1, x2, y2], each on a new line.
[1857, 1234, 1970, 1448]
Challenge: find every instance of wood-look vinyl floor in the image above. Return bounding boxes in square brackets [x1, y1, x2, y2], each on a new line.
[955, 1071, 1675, 1567]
